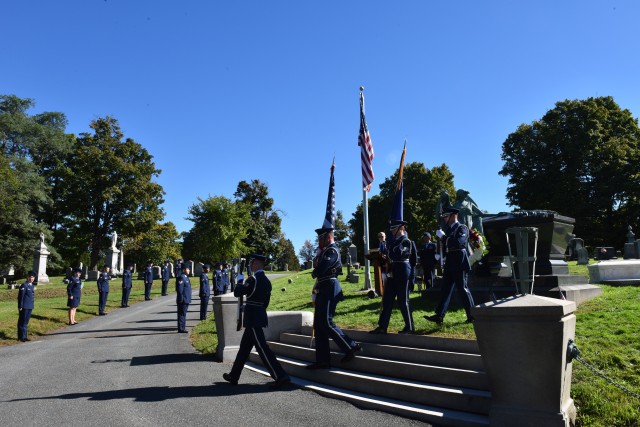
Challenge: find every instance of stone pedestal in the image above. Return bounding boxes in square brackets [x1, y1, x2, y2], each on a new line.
[472, 295, 577, 427]
[105, 247, 121, 275]
[32, 237, 50, 284]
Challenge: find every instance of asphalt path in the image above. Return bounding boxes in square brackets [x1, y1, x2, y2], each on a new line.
[0, 283, 428, 427]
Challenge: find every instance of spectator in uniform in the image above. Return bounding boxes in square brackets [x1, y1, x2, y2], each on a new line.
[176, 263, 192, 333]
[17, 270, 36, 341]
[97, 266, 111, 315]
[121, 263, 133, 307]
[67, 268, 82, 325]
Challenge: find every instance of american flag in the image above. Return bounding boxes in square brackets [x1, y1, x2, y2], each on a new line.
[322, 161, 336, 229]
[358, 91, 374, 192]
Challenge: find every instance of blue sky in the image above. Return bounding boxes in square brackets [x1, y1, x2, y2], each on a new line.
[3, 1, 640, 256]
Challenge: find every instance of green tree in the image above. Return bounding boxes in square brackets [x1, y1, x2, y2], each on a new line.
[234, 179, 283, 256]
[349, 162, 455, 263]
[274, 234, 300, 271]
[182, 196, 250, 263]
[124, 221, 182, 266]
[0, 95, 68, 273]
[61, 116, 165, 268]
[500, 96, 640, 247]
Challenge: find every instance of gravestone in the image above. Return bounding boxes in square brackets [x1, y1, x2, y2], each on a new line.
[152, 265, 161, 280]
[194, 262, 204, 276]
[623, 225, 636, 259]
[105, 231, 121, 275]
[576, 247, 589, 265]
[595, 247, 615, 260]
[186, 260, 195, 276]
[32, 233, 50, 284]
[82, 265, 89, 280]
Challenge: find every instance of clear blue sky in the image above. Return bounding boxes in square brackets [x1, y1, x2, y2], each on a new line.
[4, 1, 640, 256]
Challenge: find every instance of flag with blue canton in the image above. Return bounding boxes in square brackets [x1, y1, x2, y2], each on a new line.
[322, 161, 336, 229]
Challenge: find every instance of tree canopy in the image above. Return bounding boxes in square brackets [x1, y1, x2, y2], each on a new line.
[500, 96, 640, 247]
[349, 161, 455, 262]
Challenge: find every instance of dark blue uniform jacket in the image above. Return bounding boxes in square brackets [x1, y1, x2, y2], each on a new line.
[235, 270, 271, 328]
[444, 222, 471, 272]
[97, 272, 111, 292]
[176, 273, 192, 304]
[122, 270, 132, 289]
[18, 281, 35, 310]
[199, 272, 210, 298]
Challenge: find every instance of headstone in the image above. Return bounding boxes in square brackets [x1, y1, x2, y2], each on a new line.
[304, 260, 313, 270]
[348, 244, 358, 265]
[32, 233, 50, 284]
[87, 270, 99, 280]
[82, 265, 89, 280]
[194, 262, 204, 276]
[186, 260, 195, 276]
[118, 249, 124, 274]
[152, 265, 161, 280]
[635, 240, 640, 259]
[576, 247, 589, 265]
[595, 247, 616, 260]
[105, 231, 121, 275]
[284, 263, 288, 271]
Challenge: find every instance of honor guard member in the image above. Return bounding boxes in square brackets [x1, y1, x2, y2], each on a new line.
[67, 268, 82, 325]
[97, 266, 111, 315]
[418, 232, 437, 289]
[176, 263, 192, 333]
[143, 260, 153, 301]
[121, 263, 133, 307]
[161, 260, 171, 296]
[308, 227, 362, 369]
[370, 220, 415, 334]
[223, 254, 291, 389]
[425, 207, 475, 325]
[213, 263, 224, 296]
[220, 262, 230, 294]
[198, 264, 211, 320]
[17, 271, 36, 342]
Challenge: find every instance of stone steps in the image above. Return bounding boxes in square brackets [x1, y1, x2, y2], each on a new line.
[247, 327, 491, 426]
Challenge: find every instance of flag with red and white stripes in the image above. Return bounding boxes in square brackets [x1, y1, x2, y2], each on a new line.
[358, 91, 374, 192]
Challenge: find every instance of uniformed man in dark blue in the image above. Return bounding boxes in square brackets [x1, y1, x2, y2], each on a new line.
[425, 207, 475, 325]
[176, 263, 192, 333]
[121, 263, 133, 307]
[213, 262, 224, 296]
[220, 262, 230, 294]
[174, 258, 183, 280]
[307, 227, 362, 369]
[370, 220, 415, 334]
[198, 264, 211, 320]
[223, 254, 291, 388]
[161, 260, 171, 296]
[97, 266, 111, 315]
[17, 270, 36, 342]
[418, 232, 437, 289]
[143, 260, 153, 301]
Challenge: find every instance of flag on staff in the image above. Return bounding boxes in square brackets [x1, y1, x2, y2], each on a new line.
[390, 142, 407, 225]
[358, 91, 375, 192]
[321, 161, 336, 230]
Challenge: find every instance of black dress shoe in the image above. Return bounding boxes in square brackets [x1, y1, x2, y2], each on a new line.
[465, 317, 475, 324]
[222, 373, 238, 385]
[341, 343, 363, 363]
[369, 327, 387, 335]
[424, 314, 444, 325]
[398, 329, 415, 335]
[305, 362, 331, 370]
[178, 330, 188, 334]
[269, 376, 292, 389]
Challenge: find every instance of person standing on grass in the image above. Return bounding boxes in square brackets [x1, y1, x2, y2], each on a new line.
[161, 259, 171, 296]
[199, 264, 211, 320]
[17, 270, 36, 342]
[67, 268, 82, 325]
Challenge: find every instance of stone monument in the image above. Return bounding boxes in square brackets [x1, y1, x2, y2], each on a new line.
[105, 231, 121, 275]
[32, 233, 50, 284]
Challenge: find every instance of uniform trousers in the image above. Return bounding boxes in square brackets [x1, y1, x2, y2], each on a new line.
[199, 297, 209, 320]
[230, 326, 287, 381]
[378, 262, 414, 331]
[98, 291, 108, 314]
[314, 278, 357, 364]
[161, 280, 169, 296]
[18, 309, 32, 340]
[177, 303, 189, 332]
[144, 283, 152, 300]
[121, 288, 131, 306]
[436, 267, 474, 318]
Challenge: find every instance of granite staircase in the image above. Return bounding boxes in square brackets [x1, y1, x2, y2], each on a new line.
[247, 326, 491, 426]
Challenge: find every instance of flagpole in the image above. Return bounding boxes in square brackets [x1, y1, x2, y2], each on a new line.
[362, 188, 372, 291]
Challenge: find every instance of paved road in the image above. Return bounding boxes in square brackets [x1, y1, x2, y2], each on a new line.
[0, 288, 427, 427]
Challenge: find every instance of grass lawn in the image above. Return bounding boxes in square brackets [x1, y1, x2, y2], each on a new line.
[3, 264, 638, 426]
